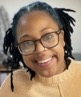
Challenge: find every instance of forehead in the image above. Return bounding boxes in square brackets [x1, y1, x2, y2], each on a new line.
[17, 10, 58, 28]
[17, 10, 59, 40]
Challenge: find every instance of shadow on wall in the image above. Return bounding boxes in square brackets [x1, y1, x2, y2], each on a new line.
[73, 53, 81, 61]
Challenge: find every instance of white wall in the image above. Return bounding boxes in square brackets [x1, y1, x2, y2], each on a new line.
[0, 0, 81, 53]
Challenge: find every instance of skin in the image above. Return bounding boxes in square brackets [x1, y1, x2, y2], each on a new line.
[17, 10, 66, 78]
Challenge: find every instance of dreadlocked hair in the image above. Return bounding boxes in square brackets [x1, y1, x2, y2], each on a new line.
[54, 8, 76, 67]
[3, 1, 76, 92]
[3, 27, 35, 92]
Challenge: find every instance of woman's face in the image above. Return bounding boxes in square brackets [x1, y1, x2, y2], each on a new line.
[17, 10, 66, 77]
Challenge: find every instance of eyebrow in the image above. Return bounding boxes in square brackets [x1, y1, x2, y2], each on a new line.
[18, 33, 30, 41]
[40, 27, 54, 32]
[18, 27, 57, 40]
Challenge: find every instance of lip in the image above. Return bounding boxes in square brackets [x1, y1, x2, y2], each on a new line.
[37, 57, 52, 64]
[34, 57, 55, 68]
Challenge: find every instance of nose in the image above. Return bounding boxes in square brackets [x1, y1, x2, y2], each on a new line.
[35, 41, 45, 54]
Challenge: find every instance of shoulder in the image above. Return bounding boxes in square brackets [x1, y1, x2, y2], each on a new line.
[0, 69, 32, 95]
[1, 68, 30, 84]
[1, 68, 31, 86]
[70, 59, 81, 67]
[69, 59, 81, 74]
[13, 68, 30, 80]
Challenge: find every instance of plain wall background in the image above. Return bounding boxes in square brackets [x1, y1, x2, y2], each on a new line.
[0, 0, 81, 53]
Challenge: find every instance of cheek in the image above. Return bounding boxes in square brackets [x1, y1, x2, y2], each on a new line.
[22, 56, 36, 71]
[52, 42, 65, 58]
[22, 56, 31, 67]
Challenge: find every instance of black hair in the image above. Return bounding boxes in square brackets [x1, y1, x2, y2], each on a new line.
[3, 1, 76, 92]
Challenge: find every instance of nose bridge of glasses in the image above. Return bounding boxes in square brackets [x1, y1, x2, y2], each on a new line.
[34, 37, 42, 45]
[34, 38, 45, 52]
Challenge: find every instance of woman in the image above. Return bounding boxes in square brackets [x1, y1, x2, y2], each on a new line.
[0, 1, 81, 97]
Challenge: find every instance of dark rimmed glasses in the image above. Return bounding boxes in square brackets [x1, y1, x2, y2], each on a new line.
[17, 30, 61, 55]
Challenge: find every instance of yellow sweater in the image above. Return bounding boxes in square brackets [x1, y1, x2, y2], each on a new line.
[0, 59, 81, 97]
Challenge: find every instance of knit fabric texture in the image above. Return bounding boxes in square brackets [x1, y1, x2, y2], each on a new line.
[0, 59, 81, 97]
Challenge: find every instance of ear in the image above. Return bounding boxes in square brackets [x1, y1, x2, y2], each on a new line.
[60, 30, 65, 46]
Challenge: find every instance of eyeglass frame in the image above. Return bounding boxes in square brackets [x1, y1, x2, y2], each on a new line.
[17, 29, 61, 55]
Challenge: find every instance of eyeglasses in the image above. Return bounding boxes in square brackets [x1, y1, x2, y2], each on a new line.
[17, 30, 61, 55]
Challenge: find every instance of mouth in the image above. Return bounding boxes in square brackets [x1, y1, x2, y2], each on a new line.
[34, 57, 55, 68]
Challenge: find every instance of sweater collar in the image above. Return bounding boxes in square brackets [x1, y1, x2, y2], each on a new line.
[34, 59, 75, 84]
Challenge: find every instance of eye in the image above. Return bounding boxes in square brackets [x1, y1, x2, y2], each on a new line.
[42, 33, 55, 41]
[21, 41, 34, 49]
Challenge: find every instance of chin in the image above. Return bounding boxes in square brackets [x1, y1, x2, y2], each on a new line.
[39, 72, 56, 78]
